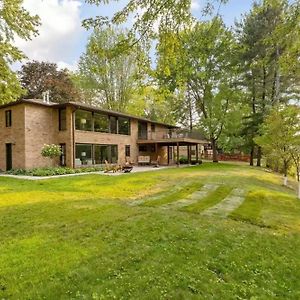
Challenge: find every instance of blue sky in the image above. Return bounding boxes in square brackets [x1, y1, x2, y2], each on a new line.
[16, 0, 254, 71]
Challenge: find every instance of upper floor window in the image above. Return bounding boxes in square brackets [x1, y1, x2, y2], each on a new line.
[109, 116, 117, 134]
[59, 109, 66, 131]
[94, 113, 109, 133]
[5, 110, 12, 127]
[151, 123, 155, 132]
[118, 117, 130, 135]
[75, 110, 92, 131]
[138, 121, 148, 139]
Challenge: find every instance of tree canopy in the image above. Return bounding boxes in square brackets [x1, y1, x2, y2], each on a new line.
[0, 0, 40, 103]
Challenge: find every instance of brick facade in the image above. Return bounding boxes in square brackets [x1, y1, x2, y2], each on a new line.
[0, 100, 177, 171]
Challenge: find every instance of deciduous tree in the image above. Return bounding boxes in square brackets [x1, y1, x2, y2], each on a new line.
[0, 0, 40, 103]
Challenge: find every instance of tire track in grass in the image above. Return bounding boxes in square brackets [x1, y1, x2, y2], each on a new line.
[141, 181, 204, 207]
[182, 185, 233, 213]
[163, 184, 220, 209]
[201, 188, 245, 218]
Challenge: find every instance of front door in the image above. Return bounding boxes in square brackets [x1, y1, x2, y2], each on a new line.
[6, 143, 12, 171]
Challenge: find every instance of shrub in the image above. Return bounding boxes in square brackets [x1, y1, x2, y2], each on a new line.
[41, 144, 62, 159]
[6, 167, 103, 177]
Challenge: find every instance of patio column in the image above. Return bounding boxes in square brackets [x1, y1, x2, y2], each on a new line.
[176, 142, 179, 167]
[196, 144, 199, 164]
[187, 145, 191, 165]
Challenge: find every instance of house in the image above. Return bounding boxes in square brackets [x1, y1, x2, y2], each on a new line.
[0, 99, 207, 171]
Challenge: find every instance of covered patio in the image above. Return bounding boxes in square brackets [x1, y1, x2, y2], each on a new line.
[137, 137, 205, 166]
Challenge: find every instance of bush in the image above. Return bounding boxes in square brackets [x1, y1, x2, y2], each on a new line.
[6, 167, 103, 177]
[179, 156, 188, 164]
[41, 144, 62, 159]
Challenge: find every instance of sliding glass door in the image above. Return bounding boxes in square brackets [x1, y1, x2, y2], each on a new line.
[75, 144, 118, 166]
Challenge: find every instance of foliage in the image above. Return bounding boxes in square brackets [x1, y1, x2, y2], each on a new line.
[236, 0, 300, 165]
[0, 0, 40, 103]
[0, 163, 300, 299]
[41, 144, 62, 159]
[158, 18, 240, 162]
[19, 61, 80, 103]
[6, 166, 103, 176]
[83, 0, 228, 50]
[74, 26, 148, 111]
[255, 105, 300, 177]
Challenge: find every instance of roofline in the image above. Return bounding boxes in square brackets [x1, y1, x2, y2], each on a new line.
[0, 99, 179, 128]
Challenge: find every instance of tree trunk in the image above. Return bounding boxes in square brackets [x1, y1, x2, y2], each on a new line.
[250, 145, 254, 166]
[283, 159, 288, 186]
[211, 138, 218, 163]
[257, 146, 262, 167]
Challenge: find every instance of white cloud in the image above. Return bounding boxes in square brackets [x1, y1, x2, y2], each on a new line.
[15, 0, 82, 70]
[191, 0, 201, 11]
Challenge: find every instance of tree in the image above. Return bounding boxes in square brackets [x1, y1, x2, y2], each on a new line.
[83, 0, 228, 49]
[236, 0, 300, 166]
[0, 0, 40, 103]
[255, 105, 300, 187]
[159, 18, 239, 162]
[19, 61, 80, 103]
[74, 26, 146, 111]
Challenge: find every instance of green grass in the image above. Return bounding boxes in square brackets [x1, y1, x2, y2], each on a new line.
[141, 181, 203, 207]
[0, 162, 300, 299]
[183, 185, 233, 213]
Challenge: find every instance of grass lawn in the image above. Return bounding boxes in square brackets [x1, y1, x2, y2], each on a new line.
[0, 163, 300, 299]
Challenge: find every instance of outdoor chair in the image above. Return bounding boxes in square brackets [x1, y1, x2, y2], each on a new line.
[104, 160, 120, 173]
[151, 155, 161, 168]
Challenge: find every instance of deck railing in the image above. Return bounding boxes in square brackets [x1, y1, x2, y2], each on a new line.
[143, 129, 206, 141]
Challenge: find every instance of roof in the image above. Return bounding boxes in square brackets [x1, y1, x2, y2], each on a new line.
[0, 99, 178, 128]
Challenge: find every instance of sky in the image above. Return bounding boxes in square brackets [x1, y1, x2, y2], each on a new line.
[15, 0, 254, 71]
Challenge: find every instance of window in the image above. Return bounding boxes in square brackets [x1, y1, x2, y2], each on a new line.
[151, 123, 155, 132]
[94, 113, 109, 133]
[5, 110, 12, 127]
[118, 117, 130, 135]
[75, 110, 92, 131]
[139, 145, 147, 152]
[125, 145, 130, 157]
[138, 121, 148, 139]
[109, 116, 117, 134]
[59, 109, 66, 131]
[75, 144, 92, 166]
[94, 144, 118, 164]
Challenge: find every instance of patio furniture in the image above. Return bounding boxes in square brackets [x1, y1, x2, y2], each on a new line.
[151, 155, 161, 168]
[104, 160, 121, 173]
[138, 155, 151, 165]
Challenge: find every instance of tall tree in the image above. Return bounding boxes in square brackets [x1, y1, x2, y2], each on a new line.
[157, 18, 239, 162]
[236, 0, 300, 166]
[74, 26, 146, 112]
[83, 0, 228, 49]
[19, 61, 80, 103]
[0, 0, 40, 103]
[255, 105, 300, 187]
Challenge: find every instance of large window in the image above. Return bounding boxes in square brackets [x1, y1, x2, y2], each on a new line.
[75, 109, 131, 136]
[138, 121, 148, 139]
[75, 110, 92, 131]
[94, 113, 109, 133]
[5, 110, 12, 127]
[118, 117, 130, 135]
[76, 144, 118, 166]
[109, 116, 117, 134]
[75, 144, 92, 166]
[59, 109, 66, 131]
